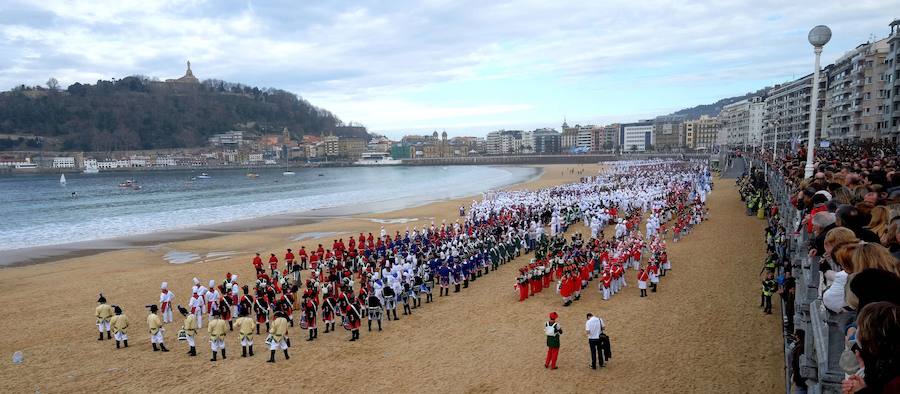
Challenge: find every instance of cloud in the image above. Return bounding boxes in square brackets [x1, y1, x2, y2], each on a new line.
[1, 0, 899, 135]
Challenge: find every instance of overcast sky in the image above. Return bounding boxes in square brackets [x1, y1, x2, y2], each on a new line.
[1, 0, 898, 138]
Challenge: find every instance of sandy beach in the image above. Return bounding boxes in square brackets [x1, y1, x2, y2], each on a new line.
[0, 163, 782, 393]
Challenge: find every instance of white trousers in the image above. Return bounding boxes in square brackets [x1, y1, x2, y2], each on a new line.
[194, 311, 203, 328]
[240, 337, 253, 347]
[162, 308, 173, 323]
[269, 339, 288, 350]
[97, 321, 110, 332]
[211, 339, 225, 351]
[602, 287, 610, 300]
[638, 280, 647, 290]
[114, 331, 128, 341]
[186, 335, 195, 347]
[150, 331, 164, 344]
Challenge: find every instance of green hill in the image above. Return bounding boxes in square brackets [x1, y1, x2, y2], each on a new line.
[0, 75, 362, 151]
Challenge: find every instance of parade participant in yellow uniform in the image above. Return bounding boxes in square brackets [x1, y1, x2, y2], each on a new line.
[235, 306, 255, 357]
[177, 305, 197, 357]
[208, 309, 228, 361]
[147, 304, 169, 352]
[95, 294, 113, 341]
[109, 305, 129, 349]
[267, 310, 290, 363]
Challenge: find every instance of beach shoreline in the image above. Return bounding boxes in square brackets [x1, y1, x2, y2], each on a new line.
[0, 165, 543, 267]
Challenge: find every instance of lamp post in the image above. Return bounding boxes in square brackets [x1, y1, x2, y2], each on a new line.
[804, 25, 831, 179]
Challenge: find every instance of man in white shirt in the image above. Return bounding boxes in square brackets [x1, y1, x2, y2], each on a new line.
[585, 313, 606, 369]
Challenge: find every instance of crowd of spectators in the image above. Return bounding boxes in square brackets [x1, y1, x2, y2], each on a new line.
[742, 141, 900, 394]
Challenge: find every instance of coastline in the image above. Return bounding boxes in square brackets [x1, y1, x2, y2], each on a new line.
[0, 165, 543, 267]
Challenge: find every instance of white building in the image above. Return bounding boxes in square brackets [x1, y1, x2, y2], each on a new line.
[520, 130, 535, 154]
[248, 153, 264, 162]
[620, 122, 654, 152]
[575, 126, 594, 150]
[153, 156, 177, 166]
[52, 157, 76, 168]
[720, 97, 765, 147]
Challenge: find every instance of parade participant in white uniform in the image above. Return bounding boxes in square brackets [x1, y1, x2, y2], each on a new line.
[188, 290, 204, 328]
[159, 282, 174, 324]
[205, 280, 219, 322]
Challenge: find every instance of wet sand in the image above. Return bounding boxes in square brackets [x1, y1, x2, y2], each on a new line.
[0, 164, 782, 393]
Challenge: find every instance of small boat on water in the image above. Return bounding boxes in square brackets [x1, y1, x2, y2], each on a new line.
[119, 179, 134, 187]
[59, 174, 67, 185]
[246, 172, 259, 179]
[196, 173, 212, 179]
[355, 152, 402, 166]
[282, 171, 295, 176]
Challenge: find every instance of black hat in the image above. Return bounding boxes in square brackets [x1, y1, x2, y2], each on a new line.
[113, 305, 122, 315]
[97, 293, 106, 303]
[146, 304, 158, 313]
[177, 305, 189, 316]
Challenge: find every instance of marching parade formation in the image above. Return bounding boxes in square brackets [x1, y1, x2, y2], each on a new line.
[93, 160, 712, 365]
[513, 160, 710, 306]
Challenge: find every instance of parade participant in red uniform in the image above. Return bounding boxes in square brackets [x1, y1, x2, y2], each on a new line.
[302, 297, 318, 341]
[297, 246, 308, 270]
[252, 253, 263, 274]
[268, 253, 279, 276]
[601, 269, 612, 300]
[516, 268, 529, 302]
[284, 249, 295, 272]
[637, 267, 649, 297]
[545, 312, 562, 369]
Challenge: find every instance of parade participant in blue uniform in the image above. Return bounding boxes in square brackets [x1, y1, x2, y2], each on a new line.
[452, 262, 463, 293]
[438, 263, 451, 297]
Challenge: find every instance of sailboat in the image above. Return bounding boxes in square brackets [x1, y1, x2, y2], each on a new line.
[282, 156, 295, 176]
[59, 174, 67, 185]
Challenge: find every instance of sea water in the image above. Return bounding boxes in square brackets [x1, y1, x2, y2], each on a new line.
[0, 166, 538, 251]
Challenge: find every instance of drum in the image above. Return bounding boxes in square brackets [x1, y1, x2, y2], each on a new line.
[299, 315, 309, 330]
[176, 329, 187, 341]
[342, 320, 352, 331]
[264, 335, 274, 346]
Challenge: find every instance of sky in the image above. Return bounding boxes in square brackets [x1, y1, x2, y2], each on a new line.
[1, 0, 898, 139]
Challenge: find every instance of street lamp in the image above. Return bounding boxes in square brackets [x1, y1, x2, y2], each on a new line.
[804, 25, 831, 179]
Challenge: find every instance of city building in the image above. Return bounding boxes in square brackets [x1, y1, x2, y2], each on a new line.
[763, 73, 828, 150]
[485, 130, 523, 155]
[721, 96, 766, 148]
[682, 115, 720, 150]
[406, 131, 474, 158]
[825, 38, 890, 140]
[208, 131, 245, 148]
[619, 121, 654, 152]
[575, 125, 596, 151]
[338, 138, 366, 160]
[531, 128, 561, 154]
[884, 19, 900, 137]
[601, 124, 620, 150]
[560, 121, 577, 150]
[652, 115, 686, 151]
[52, 157, 75, 168]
